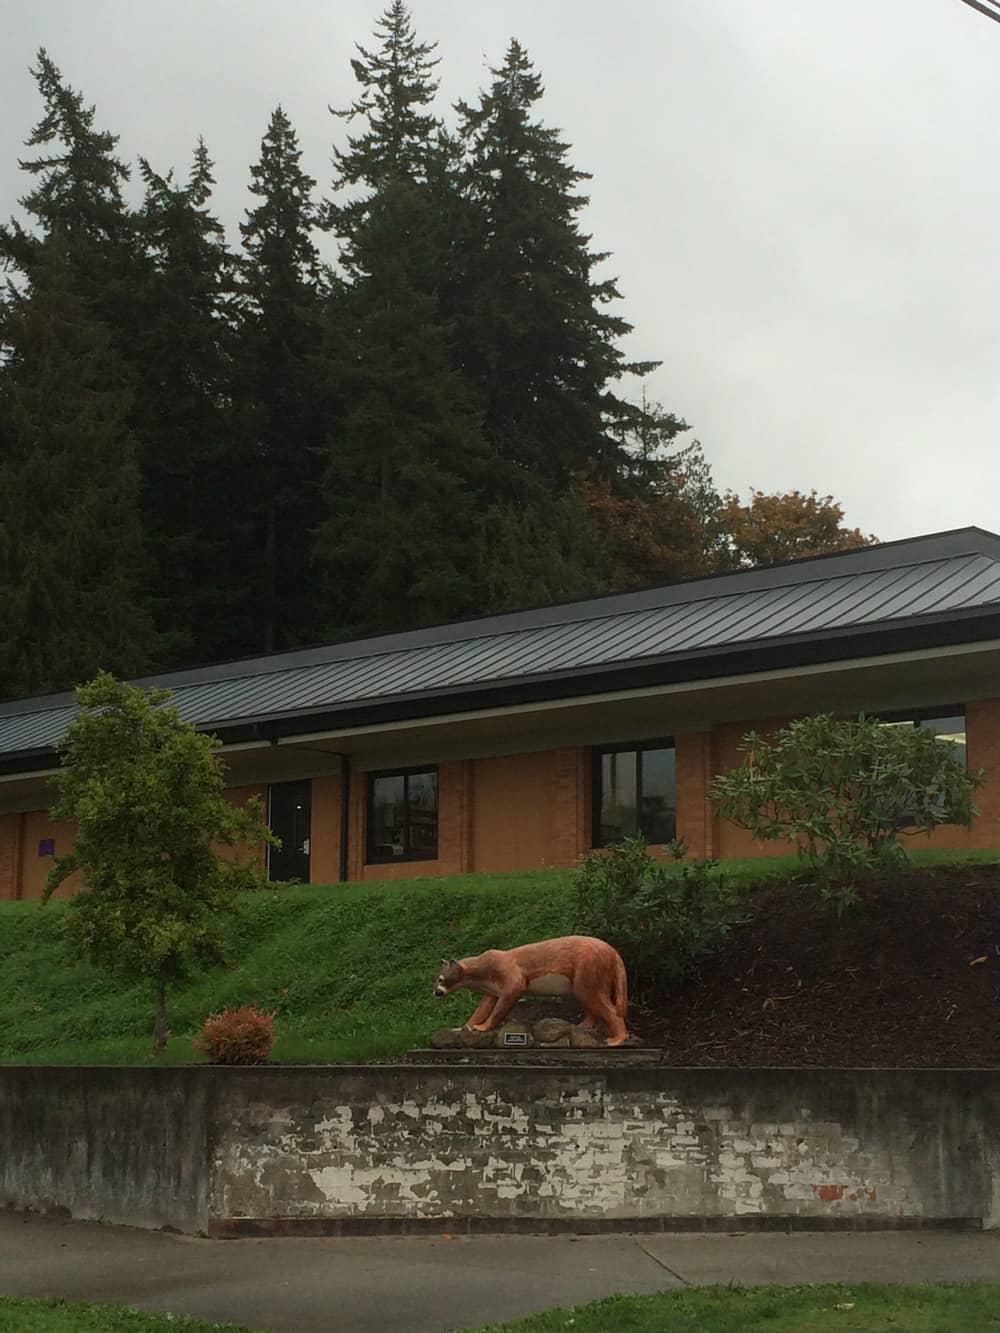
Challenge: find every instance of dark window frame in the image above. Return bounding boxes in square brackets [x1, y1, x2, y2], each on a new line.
[366, 764, 440, 864]
[867, 705, 967, 767]
[591, 738, 677, 849]
[870, 704, 965, 727]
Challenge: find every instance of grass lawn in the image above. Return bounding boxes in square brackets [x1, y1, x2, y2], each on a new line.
[0, 848, 996, 1066]
[470, 1282, 1000, 1331]
[0, 1297, 250, 1332]
[0, 867, 577, 1065]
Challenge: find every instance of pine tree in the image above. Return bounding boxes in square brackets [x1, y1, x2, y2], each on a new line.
[0, 49, 143, 340]
[328, 0, 442, 259]
[0, 241, 154, 698]
[316, 180, 487, 634]
[317, 3, 489, 633]
[238, 106, 328, 653]
[454, 41, 657, 496]
[472, 492, 615, 613]
[132, 143, 247, 665]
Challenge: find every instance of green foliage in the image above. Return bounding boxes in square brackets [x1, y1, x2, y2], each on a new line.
[574, 837, 743, 997]
[712, 714, 984, 906]
[316, 179, 488, 635]
[131, 142, 247, 666]
[193, 1003, 275, 1065]
[42, 672, 272, 1050]
[0, 19, 874, 691]
[0, 1298, 251, 1332]
[470, 1283, 1000, 1333]
[237, 105, 327, 653]
[328, 0, 442, 246]
[454, 39, 657, 495]
[0, 241, 154, 698]
[0, 1295, 249, 1327]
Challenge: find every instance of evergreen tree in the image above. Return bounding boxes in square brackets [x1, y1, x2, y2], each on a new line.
[0, 49, 143, 341]
[317, 180, 487, 635]
[454, 41, 657, 496]
[238, 106, 328, 653]
[318, 3, 489, 633]
[472, 492, 615, 613]
[132, 143, 247, 665]
[0, 241, 154, 698]
[328, 0, 442, 259]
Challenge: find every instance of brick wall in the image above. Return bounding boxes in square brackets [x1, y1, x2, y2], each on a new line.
[675, 732, 713, 858]
[964, 698, 1000, 848]
[0, 815, 20, 901]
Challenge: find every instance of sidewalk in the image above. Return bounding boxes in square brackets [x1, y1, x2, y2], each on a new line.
[2, 1212, 998, 1333]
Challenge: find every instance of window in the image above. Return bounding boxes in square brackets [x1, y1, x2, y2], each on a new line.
[267, 780, 312, 882]
[873, 707, 967, 767]
[593, 742, 676, 847]
[367, 767, 439, 863]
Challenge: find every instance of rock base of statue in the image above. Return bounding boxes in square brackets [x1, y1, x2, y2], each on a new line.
[428, 1017, 638, 1051]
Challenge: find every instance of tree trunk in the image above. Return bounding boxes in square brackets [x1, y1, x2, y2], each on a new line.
[153, 980, 168, 1055]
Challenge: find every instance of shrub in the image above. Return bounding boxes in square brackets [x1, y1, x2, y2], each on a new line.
[193, 1004, 275, 1065]
[712, 714, 984, 907]
[574, 837, 743, 998]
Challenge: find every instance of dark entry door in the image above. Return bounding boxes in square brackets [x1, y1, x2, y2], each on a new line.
[267, 780, 312, 882]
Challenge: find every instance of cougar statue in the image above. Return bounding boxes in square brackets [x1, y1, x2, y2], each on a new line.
[433, 935, 629, 1046]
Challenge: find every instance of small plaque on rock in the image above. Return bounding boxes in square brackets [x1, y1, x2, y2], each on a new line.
[502, 1031, 529, 1047]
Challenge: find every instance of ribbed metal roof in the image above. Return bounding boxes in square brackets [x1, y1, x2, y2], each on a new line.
[4, 528, 1000, 762]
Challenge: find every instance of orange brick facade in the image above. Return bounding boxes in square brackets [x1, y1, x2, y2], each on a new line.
[0, 814, 19, 901]
[6, 698, 1000, 896]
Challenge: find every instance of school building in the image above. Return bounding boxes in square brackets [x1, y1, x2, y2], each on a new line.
[2, 526, 1000, 900]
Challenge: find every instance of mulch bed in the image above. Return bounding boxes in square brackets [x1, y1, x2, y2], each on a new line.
[634, 864, 1000, 1067]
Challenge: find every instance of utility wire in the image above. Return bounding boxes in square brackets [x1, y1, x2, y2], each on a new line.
[957, 0, 1000, 25]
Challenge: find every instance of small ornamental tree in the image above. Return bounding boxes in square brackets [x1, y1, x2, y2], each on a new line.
[43, 672, 274, 1053]
[712, 714, 984, 896]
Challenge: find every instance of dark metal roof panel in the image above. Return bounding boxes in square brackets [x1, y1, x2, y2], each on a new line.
[4, 543, 1000, 760]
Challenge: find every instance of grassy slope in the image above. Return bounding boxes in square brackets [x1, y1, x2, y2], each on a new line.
[472, 1283, 1000, 1332]
[2, 848, 996, 1066]
[0, 869, 577, 1064]
[0, 1298, 249, 1332]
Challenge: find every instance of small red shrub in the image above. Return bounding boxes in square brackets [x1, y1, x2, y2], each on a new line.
[193, 1004, 275, 1065]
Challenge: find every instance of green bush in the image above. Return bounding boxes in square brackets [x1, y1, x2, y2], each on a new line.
[574, 837, 743, 998]
[712, 713, 984, 907]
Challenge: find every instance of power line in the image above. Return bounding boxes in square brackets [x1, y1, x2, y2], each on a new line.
[957, 0, 1000, 26]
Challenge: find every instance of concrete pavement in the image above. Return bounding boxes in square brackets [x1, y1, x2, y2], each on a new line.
[1, 1212, 999, 1332]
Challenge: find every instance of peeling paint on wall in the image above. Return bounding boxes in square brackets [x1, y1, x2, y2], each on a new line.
[209, 1067, 989, 1226]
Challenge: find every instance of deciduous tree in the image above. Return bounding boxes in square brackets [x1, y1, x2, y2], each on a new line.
[717, 488, 876, 568]
[44, 673, 273, 1054]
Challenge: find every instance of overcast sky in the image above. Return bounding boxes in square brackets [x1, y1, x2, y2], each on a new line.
[2, 0, 998, 543]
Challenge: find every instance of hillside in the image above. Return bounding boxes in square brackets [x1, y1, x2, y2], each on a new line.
[3, 853, 1000, 1067]
[648, 859, 1000, 1068]
[0, 871, 576, 1065]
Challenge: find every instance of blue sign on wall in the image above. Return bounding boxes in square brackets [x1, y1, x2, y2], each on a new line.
[38, 838, 55, 857]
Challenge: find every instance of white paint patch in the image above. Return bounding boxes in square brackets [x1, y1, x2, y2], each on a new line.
[525, 973, 574, 997]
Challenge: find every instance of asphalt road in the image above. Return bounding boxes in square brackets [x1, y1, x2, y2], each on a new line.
[2, 1213, 999, 1332]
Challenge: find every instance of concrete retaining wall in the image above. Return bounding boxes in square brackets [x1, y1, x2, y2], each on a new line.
[0, 1066, 210, 1233]
[3, 1064, 1000, 1235]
